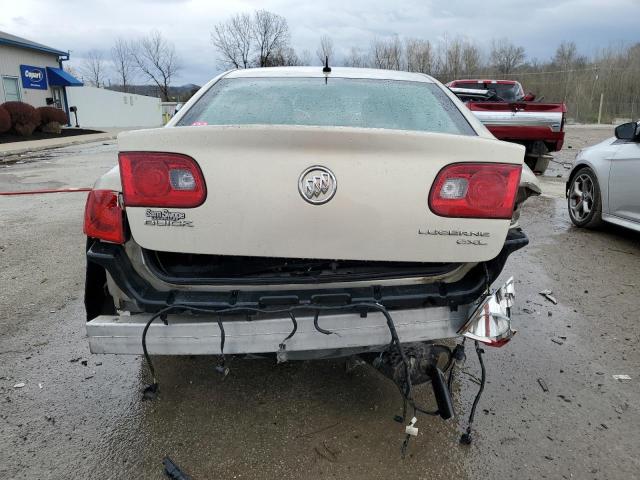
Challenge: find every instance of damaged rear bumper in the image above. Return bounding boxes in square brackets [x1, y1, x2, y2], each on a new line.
[85, 229, 527, 358]
[86, 275, 519, 357]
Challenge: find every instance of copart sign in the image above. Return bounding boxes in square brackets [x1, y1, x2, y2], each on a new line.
[20, 65, 48, 90]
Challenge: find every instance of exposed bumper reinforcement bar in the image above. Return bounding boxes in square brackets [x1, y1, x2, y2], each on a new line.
[87, 305, 470, 356]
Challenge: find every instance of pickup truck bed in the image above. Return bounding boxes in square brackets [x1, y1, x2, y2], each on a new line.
[449, 80, 567, 173]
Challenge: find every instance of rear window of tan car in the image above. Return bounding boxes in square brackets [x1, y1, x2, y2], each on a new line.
[177, 77, 475, 135]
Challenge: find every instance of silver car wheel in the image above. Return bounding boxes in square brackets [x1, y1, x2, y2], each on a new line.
[569, 173, 595, 222]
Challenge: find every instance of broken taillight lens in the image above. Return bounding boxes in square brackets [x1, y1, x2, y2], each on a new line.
[429, 163, 522, 219]
[118, 152, 206, 208]
[458, 277, 516, 347]
[83, 190, 125, 244]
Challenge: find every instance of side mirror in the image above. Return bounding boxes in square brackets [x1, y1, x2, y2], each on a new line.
[523, 93, 536, 102]
[614, 121, 639, 141]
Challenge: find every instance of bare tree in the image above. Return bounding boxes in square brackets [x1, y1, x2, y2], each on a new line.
[298, 49, 312, 66]
[268, 46, 303, 66]
[490, 39, 526, 75]
[211, 13, 253, 69]
[405, 38, 434, 73]
[132, 30, 181, 101]
[371, 36, 403, 70]
[343, 47, 368, 68]
[81, 50, 107, 87]
[316, 34, 334, 64]
[63, 64, 81, 79]
[461, 43, 481, 77]
[252, 10, 290, 67]
[111, 37, 136, 92]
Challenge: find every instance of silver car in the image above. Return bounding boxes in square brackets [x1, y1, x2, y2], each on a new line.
[567, 121, 640, 231]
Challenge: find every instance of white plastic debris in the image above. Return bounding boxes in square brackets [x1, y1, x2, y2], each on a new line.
[13, 382, 25, 388]
[539, 290, 558, 305]
[38, 383, 43, 389]
[405, 417, 419, 437]
[613, 375, 631, 381]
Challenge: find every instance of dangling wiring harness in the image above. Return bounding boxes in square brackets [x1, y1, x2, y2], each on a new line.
[139, 301, 488, 455]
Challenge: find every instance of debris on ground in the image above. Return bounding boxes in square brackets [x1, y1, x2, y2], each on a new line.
[38, 383, 42, 389]
[537, 378, 549, 392]
[314, 442, 339, 463]
[551, 338, 564, 346]
[162, 456, 193, 480]
[613, 374, 631, 381]
[13, 383, 25, 388]
[297, 422, 340, 438]
[69, 357, 81, 363]
[539, 290, 558, 305]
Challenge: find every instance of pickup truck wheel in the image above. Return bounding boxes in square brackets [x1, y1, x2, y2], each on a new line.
[568, 168, 603, 228]
[525, 154, 550, 174]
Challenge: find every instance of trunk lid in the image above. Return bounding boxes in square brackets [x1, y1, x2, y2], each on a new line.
[118, 125, 525, 263]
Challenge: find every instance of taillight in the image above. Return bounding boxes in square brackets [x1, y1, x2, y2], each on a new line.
[83, 190, 125, 244]
[458, 277, 516, 347]
[429, 163, 521, 219]
[118, 152, 206, 207]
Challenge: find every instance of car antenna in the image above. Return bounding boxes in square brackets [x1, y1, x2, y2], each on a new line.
[323, 56, 331, 84]
[323, 56, 331, 73]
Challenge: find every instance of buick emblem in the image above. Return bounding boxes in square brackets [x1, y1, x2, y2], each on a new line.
[298, 166, 337, 205]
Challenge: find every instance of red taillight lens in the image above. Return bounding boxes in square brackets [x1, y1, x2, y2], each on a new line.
[83, 190, 125, 244]
[429, 163, 522, 219]
[118, 152, 206, 207]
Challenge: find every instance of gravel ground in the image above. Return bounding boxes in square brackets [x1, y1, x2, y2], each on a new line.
[0, 129, 638, 479]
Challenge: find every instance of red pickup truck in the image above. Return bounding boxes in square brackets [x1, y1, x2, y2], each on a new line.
[448, 79, 567, 174]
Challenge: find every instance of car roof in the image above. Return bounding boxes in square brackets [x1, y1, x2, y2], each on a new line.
[224, 66, 436, 83]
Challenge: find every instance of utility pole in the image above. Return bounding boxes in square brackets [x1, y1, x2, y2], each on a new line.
[597, 93, 604, 124]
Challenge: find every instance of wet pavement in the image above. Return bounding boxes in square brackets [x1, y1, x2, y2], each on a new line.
[1, 127, 639, 479]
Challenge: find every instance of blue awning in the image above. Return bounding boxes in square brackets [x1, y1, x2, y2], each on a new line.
[46, 67, 83, 87]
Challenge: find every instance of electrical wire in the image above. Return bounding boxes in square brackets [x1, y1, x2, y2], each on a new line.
[216, 317, 226, 355]
[313, 310, 334, 335]
[0, 187, 91, 196]
[140, 302, 445, 413]
[282, 312, 298, 342]
[460, 340, 486, 445]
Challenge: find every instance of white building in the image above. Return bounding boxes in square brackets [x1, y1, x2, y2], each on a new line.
[0, 30, 83, 122]
[66, 87, 163, 128]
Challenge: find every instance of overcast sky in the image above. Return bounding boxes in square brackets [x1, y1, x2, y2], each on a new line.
[3, 0, 640, 86]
